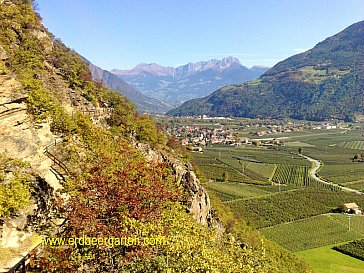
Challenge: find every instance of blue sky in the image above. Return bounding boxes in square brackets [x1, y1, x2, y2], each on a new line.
[36, 0, 364, 70]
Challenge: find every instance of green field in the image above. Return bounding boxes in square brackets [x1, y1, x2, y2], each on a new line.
[227, 189, 364, 228]
[260, 214, 364, 252]
[334, 239, 364, 261]
[285, 141, 315, 147]
[338, 141, 364, 150]
[296, 245, 364, 273]
[206, 182, 271, 201]
[188, 126, 364, 271]
[344, 181, 364, 192]
[191, 145, 314, 185]
[245, 162, 276, 180]
[280, 129, 364, 184]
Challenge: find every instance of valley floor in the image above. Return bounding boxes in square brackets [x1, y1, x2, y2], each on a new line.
[296, 245, 364, 273]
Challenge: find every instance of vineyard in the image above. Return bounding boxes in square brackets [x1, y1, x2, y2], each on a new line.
[260, 214, 364, 252]
[337, 141, 364, 150]
[206, 182, 270, 201]
[334, 239, 364, 261]
[271, 164, 341, 191]
[272, 165, 310, 186]
[228, 189, 364, 228]
[245, 162, 276, 180]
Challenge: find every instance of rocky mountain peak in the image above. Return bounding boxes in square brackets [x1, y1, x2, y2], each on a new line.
[112, 63, 174, 77]
[112, 56, 245, 79]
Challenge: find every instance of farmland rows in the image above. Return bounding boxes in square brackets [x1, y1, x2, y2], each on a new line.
[272, 165, 341, 191]
[337, 141, 364, 150]
[206, 182, 270, 201]
[334, 239, 364, 261]
[228, 188, 364, 229]
[260, 214, 364, 252]
[245, 162, 276, 180]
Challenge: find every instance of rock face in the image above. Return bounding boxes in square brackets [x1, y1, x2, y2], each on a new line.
[173, 163, 211, 225]
[0, 56, 62, 250]
[0, 45, 7, 60]
[136, 143, 212, 225]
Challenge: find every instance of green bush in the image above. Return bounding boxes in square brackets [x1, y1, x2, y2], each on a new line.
[0, 155, 31, 217]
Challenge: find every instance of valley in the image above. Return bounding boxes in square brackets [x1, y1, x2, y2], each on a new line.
[160, 116, 364, 271]
[0, 1, 363, 272]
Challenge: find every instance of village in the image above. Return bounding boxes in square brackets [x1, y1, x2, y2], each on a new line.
[162, 116, 346, 150]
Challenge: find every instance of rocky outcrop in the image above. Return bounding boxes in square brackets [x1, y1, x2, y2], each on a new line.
[0, 45, 7, 60]
[173, 162, 212, 225]
[0, 73, 63, 251]
[136, 143, 212, 226]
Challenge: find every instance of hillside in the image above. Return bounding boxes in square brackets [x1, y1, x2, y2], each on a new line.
[0, 1, 309, 272]
[169, 21, 364, 121]
[84, 58, 173, 113]
[112, 57, 269, 105]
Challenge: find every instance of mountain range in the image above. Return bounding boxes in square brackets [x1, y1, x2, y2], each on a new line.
[169, 21, 364, 121]
[84, 58, 173, 113]
[112, 57, 269, 105]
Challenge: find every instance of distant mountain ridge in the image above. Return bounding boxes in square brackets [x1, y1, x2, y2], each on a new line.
[112, 57, 269, 105]
[83, 58, 173, 113]
[169, 21, 364, 121]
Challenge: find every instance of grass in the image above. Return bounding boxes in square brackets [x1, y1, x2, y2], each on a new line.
[260, 214, 364, 252]
[296, 244, 364, 273]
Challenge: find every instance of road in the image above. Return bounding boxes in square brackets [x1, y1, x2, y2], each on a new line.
[301, 154, 363, 195]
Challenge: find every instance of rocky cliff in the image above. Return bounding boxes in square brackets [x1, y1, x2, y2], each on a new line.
[136, 143, 212, 226]
[0, 11, 214, 269]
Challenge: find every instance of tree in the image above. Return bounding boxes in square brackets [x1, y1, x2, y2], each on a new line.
[298, 147, 303, 154]
[223, 171, 229, 182]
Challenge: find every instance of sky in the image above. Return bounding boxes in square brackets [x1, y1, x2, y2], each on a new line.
[36, 0, 364, 71]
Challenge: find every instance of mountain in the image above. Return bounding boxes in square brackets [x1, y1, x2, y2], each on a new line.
[112, 57, 269, 105]
[169, 21, 364, 121]
[83, 58, 173, 113]
[0, 1, 311, 272]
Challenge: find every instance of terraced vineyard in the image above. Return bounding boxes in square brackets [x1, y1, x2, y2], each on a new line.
[260, 214, 364, 252]
[337, 141, 364, 150]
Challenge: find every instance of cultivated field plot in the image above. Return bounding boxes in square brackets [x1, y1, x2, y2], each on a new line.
[334, 239, 364, 261]
[206, 182, 270, 201]
[318, 163, 364, 184]
[245, 162, 276, 180]
[272, 165, 309, 186]
[284, 141, 315, 147]
[228, 188, 364, 229]
[296, 245, 364, 273]
[338, 141, 364, 150]
[260, 214, 364, 252]
[191, 152, 252, 182]
[205, 146, 311, 166]
[280, 129, 364, 184]
[343, 181, 364, 192]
